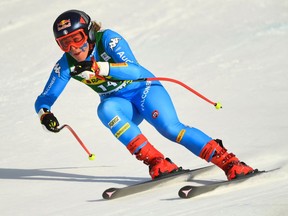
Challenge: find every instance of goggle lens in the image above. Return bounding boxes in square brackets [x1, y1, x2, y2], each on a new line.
[56, 29, 88, 52]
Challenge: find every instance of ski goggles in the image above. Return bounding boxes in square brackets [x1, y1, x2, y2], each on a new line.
[56, 29, 88, 52]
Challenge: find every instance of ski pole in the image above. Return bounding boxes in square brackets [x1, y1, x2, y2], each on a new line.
[146, 77, 222, 109]
[57, 124, 96, 161]
[105, 76, 222, 109]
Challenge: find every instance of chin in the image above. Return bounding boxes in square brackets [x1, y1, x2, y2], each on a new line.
[70, 52, 87, 62]
[74, 56, 86, 62]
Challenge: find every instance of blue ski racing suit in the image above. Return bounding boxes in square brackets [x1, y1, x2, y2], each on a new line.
[35, 29, 212, 160]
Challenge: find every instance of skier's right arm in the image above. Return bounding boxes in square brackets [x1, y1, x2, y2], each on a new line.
[35, 57, 71, 132]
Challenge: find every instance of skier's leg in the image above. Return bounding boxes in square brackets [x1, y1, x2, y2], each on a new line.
[97, 97, 143, 143]
[133, 82, 211, 155]
[97, 97, 178, 179]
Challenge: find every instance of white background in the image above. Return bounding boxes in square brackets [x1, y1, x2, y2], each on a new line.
[0, 0, 287, 215]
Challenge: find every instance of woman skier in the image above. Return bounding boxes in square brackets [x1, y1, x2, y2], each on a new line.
[35, 9, 254, 180]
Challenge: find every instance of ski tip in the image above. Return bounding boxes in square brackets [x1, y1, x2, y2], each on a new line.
[178, 185, 194, 199]
[102, 188, 118, 200]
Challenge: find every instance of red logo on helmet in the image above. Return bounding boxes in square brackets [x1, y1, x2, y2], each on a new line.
[79, 16, 86, 24]
[57, 19, 71, 31]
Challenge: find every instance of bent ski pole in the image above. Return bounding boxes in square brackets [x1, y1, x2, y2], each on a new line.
[57, 124, 95, 160]
[105, 77, 222, 109]
[146, 77, 222, 109]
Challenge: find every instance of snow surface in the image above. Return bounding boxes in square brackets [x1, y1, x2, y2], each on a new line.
[1, 0, 288, 215]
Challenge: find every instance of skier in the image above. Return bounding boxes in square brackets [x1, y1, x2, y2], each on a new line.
[35, 9, 254, 180]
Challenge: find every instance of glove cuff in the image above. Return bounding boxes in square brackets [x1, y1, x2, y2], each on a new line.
[38, 108, 50, 121]
[97, 62, 110, 76]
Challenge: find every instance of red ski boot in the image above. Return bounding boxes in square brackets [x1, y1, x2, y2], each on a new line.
[200, 139, 254, 180]
[127, 134, 179, 179]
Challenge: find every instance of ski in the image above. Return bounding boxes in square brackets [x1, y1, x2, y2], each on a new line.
[178, 169, 266, 199]
[102, 165, 214, 200]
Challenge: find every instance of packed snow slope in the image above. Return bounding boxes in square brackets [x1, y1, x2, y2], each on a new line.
[0, 0, 287, 215]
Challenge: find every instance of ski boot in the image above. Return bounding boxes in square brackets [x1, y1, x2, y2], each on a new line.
[200, 139, 254, 180]
[127, 134, 179, 179]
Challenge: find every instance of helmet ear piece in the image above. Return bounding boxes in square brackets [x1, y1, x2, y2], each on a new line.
[87, 28, 95, 43]
[79, 11, 95, 43]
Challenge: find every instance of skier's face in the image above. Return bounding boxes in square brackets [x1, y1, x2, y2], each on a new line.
[56, 29, 90, 61]
[68, 41, 90, 62]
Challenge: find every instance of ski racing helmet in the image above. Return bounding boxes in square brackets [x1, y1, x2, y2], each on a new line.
[53, 10, 95, 52]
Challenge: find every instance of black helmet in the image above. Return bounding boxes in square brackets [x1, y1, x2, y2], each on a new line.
[53, 10, 95, 43]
